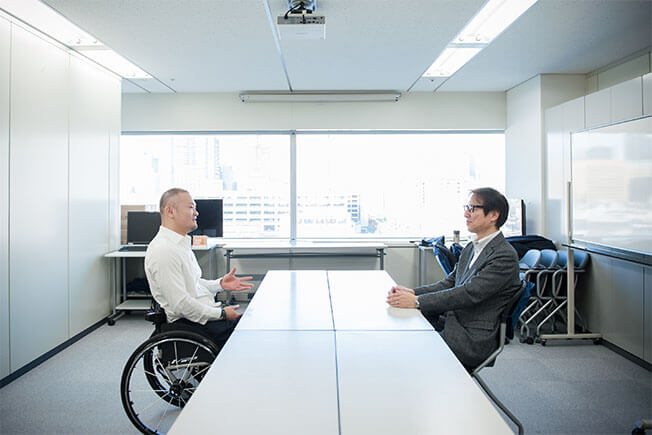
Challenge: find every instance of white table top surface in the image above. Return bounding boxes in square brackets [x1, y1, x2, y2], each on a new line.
[236, 270, 334, 330]
[223, 240, 386, 251]
[105, 241, 219, 257]
[336, 330, 512, 434]
[328, 270, 433, 331]
[168, 330, 339, 435]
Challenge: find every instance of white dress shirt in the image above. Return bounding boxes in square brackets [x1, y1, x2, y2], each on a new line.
[468, 230, 501, 268]
[145, 226, 223, 324]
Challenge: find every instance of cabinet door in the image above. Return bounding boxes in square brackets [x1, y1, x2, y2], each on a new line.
[9, 26, 69, 371]
[545, 105, 564, 242]
[585, 87, 611, 128]
[610, 77, 643, 123]
[643, 72, 652, 116]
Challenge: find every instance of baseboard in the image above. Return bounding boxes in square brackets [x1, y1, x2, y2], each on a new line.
[0, 317, 109, 389]
[602, 339, 651, 372]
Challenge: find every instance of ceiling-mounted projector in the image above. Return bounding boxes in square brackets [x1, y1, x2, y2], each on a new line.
[277, 0, 325, 40]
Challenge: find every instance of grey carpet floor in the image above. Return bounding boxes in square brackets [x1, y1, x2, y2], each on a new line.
[0, 312, 650, 435]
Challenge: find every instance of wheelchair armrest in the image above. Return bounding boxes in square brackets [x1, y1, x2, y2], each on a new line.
[145, 310, 167, 325]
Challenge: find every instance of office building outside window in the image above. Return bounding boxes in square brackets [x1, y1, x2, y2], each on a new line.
[121, 131, 504, 239]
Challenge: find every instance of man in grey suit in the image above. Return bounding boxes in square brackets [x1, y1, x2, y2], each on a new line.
[387, 187, 521, 370]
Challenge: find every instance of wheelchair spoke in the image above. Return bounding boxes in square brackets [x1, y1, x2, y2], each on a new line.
[179, 345, 201, 381]
[193, 364, 211, 379]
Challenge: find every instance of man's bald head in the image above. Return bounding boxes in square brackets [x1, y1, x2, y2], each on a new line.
[159, 188, 189, 214]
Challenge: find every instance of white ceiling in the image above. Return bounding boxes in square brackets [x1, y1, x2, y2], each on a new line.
[41, 0, 652, 94]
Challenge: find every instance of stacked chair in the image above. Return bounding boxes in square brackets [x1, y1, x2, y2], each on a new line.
[535, 249, 590, 345]
[515, 246, 591, 344]
[519, 249, 559, 343]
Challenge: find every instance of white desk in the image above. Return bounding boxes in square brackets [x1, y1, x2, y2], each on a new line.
[104, 241, 220, 323]
[168, 270, 513, 435]
[169, 330, 339, 435]
[236, 270, 333, 330]
[336, 331, 511, 434]
[328, 270, 433, 331]
[223, 241, 387, 270]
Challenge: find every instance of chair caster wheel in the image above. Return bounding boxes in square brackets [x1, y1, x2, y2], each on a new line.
[593, 338, 602, 345]
[525, 337, 534, 345]
[541, 339, 547, 346]
[108, 319, 115, 326]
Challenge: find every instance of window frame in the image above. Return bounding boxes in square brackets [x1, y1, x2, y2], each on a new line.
[121, 129, 505, 240]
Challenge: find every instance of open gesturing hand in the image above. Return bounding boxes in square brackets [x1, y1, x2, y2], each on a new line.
[220, 267, 254, 291]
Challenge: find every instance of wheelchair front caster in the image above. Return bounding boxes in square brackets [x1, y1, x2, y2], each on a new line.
[593, 338, 603, 345]
[107, 318, 115, 326]
[524, 337, 534, 345]
[540, 339, 547, 346]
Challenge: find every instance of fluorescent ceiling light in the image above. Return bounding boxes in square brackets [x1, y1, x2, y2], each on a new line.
[240, 92, 401, 103]
[0, 0, 150, 79]
[458, 0, 538, 44]
[76, 47, 151, 79]
[423, 47, 482, 78]
[423, 0, 537, 78]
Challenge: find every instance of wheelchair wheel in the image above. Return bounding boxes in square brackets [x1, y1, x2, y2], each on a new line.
[120, 331, 219, 434]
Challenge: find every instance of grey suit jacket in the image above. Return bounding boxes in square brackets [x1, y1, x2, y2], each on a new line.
[414, 232, 521, 369]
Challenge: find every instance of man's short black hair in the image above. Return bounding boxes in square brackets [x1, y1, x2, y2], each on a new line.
[471, 187, 509, 228]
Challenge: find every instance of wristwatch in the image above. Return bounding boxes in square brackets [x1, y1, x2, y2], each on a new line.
[414, 298, 420, 310]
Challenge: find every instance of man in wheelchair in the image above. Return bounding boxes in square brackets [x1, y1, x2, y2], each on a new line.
[145, 187, 254, 349]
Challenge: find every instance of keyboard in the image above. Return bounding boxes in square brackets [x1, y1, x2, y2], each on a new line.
[119, 245, 148, 252]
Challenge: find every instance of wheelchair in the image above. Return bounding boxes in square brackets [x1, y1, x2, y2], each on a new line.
[120, 303, 222, 434]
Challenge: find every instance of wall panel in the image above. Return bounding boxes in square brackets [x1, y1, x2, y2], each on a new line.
[9, 26, 69, 370]
[68, 56, 114, 335]
[0, 17, 10, 378]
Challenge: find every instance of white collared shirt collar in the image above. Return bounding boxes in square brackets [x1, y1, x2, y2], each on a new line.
[469, 230, 501, 268]
[157, 225, 192, 247]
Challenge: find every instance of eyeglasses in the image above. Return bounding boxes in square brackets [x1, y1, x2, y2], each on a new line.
[463, 204, 485, 213]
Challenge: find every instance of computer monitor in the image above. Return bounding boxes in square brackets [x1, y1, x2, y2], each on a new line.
[190, 199, 223, 238]
[127, 211, 161, 244]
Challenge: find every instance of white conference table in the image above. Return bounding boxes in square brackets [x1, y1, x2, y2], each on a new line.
[169, 270, 512, 435]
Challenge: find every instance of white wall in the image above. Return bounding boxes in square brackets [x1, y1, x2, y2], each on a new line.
[9, 24, 70, 371]
[1, 15, 121, 378]
[0, 16, 9, 378]
[506, 76, 543, 234]
[122, 91, 506, 131]
[506, 74, 585, 236]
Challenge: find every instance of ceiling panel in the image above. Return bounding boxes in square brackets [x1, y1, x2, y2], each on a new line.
[269, 0, 484, 91]
[41, 0, 652, 94]
[439, 0, 652, 91]
[43, 0, 290, 92]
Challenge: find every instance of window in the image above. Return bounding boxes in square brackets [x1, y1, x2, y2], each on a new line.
[296, 132, 504, 238]
[121, 131, 504, 239]
[120, 134, 290, 237]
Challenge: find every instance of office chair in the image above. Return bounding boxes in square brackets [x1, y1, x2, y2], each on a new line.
[471, 281, 532, 435]
[449, 242, 463, 262]
[433, 242, 457, 275]
[536, 250, 590, 343]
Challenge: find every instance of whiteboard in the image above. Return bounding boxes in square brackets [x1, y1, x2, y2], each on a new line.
[571, 116, 652, 256]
